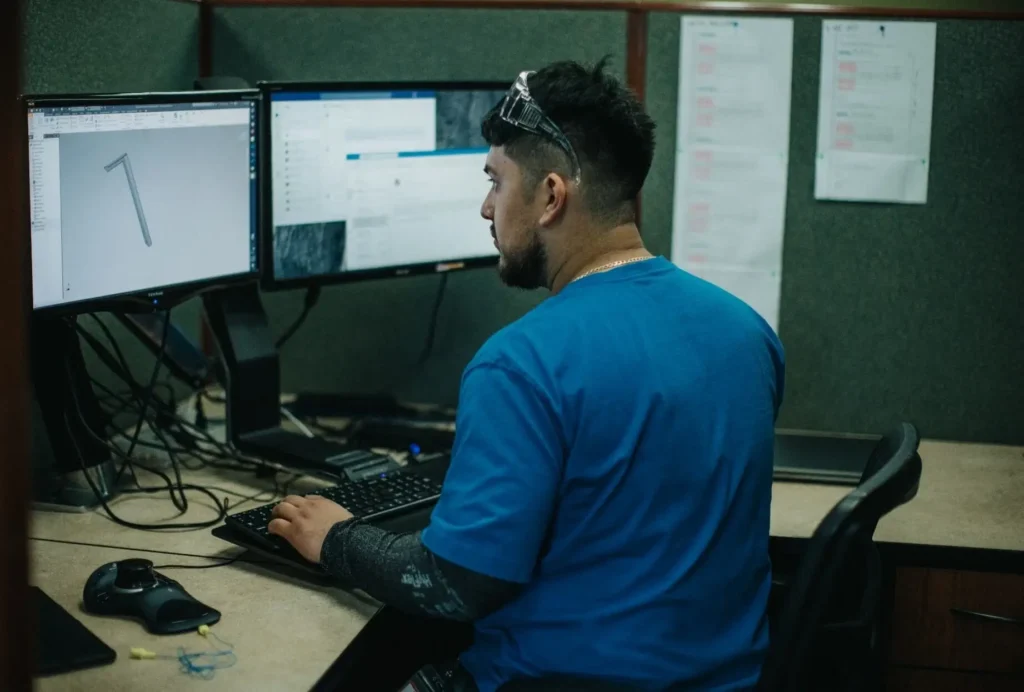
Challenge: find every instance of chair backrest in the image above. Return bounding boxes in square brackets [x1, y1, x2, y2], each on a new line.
[757, 422, 923, 692]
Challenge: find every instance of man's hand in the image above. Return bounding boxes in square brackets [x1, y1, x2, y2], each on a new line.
[268, 494, 354, 563]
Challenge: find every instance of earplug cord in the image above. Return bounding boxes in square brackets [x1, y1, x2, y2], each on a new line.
[131, 625, 237, 679]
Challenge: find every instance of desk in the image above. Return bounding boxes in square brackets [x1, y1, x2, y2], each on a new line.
[772, 438, 1024, 553]
[31, 467, 379, 692]
[31, 439, 1024, 690]
[771, 439, 1024, 690]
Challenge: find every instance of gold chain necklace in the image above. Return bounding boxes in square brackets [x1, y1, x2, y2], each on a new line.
[570, 255, 654, 284]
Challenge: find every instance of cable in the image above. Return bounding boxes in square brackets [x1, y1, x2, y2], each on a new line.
[64, 362, 228, 531]
[88, 378, 295, 508]
[275, 285, 321, 350]
[88, 313, 136, 383]
[86, 373, 259, 472]
[62, 311, 310, 534]
[280, 406, 314, 438]
[124, 310, 171, 460]
[417, 273, 448, 364]
[30, 536, 271, 566]
[152, 555, 243, 570]
[73, 320, 252, 473]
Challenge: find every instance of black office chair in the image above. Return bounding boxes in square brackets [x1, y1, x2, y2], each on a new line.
[757, 422, 923, 692]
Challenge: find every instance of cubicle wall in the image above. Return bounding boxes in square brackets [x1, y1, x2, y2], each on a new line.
[209, 6, 627, 407]
[212, 7, 1023, 444]
[645, 14, 1024, 443]
[23, 0, 199, 93]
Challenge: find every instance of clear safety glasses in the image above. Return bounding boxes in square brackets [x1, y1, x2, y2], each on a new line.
[498, 70, 582, 183]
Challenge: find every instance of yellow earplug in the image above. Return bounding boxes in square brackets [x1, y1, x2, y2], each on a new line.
[130, 647, 157, 660]
[198, 625, 210, 636]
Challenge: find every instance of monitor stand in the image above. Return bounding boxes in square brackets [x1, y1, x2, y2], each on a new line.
[31, 315, 118, 511]
[202, 282, 392, 476]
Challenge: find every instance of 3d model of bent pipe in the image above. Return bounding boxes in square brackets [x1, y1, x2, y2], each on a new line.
[104, 153, 152, 247]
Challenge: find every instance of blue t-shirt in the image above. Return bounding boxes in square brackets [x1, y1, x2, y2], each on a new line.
[422, 257, 785, 692]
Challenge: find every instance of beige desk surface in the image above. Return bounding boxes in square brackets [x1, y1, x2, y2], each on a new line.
[31, 437, 1024, 690]
[31, 466, 379, 692]
[770, 438, 1024, 553]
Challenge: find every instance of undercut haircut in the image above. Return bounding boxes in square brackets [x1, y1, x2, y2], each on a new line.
[481, 57, 656, 223]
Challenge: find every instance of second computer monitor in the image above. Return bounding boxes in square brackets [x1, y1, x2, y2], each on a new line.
[262, 81, 506, 288]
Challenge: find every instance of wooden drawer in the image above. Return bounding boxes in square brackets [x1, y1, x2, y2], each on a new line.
[890, 567, 1024, 673]
[887, 667, 1024, 692]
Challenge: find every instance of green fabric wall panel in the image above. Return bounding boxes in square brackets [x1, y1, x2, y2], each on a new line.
[23, 0, 204, 406]
[211, 7, 626, 405]
[646, 13, 1024, 443]
[24, 0, 199, 93]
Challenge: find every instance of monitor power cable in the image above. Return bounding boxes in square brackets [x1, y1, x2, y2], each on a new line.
[275, 285, 321, 350]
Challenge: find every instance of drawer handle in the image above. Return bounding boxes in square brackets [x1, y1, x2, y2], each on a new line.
[950, 608, 1024, 626]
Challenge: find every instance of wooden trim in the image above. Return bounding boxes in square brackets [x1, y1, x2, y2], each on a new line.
[1, 0, 33, 689]
[626, 10, 647, 102]
[185, 0, 1024, 20]
[199, 0, 214, 78]
[626, 9, 647, 227]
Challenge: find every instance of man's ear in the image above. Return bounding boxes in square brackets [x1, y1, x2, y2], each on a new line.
[538, 173, 568, 228]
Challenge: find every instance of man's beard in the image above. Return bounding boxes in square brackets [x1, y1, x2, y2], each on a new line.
[498, 231, 548, 290]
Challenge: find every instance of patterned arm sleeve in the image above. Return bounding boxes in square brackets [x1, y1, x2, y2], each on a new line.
[319, 519, 522, 621]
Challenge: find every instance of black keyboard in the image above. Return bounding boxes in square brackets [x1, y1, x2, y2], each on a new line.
[224, 470, 444, 551]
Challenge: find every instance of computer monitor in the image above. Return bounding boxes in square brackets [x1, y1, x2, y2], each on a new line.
[25, 90, 260, 313]
[260, 81, 505, 290]
[24, 89, 260, 509]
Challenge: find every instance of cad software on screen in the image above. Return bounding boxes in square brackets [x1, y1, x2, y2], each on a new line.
[27, 99, 258, 310]
[269, 88, 504, 281]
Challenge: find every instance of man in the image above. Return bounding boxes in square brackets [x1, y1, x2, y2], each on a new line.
[268, 58, 785, 691]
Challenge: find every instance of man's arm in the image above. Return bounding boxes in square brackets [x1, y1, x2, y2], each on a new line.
[319, 519, 522, 621]
[270, 360, 563, 615]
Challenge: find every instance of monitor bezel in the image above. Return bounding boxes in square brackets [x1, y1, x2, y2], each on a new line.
[257, 79, 508, 293]
[22, 88, 263, 315]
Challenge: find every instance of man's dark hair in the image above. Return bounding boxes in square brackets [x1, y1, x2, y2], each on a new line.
[481, 57, 655, 223]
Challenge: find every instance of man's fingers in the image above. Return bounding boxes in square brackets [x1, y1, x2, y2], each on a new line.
[281, 494, 308, 507]
[272, 501, 300, 521]
[267, 518, 291, 537]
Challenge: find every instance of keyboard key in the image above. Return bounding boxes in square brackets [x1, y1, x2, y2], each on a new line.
[224, 469, 443, 546]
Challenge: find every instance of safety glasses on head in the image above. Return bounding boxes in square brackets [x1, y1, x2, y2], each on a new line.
[498, 70, 582, 184]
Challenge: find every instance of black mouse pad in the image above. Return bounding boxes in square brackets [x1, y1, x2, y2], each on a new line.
[34, 586, 116, 676]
